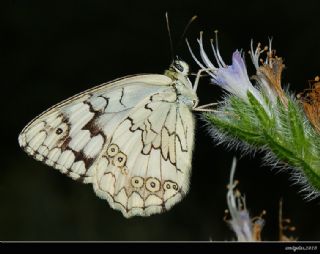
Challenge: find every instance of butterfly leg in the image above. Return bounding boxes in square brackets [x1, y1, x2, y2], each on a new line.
[193, 103, 218, 112]
[192, 68, 218, 112]
[192, 67, 215, 92]
[196, 102, 218, 109]
[193, 102, 218, 112]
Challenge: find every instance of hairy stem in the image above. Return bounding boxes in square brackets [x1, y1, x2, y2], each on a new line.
[205, 91, 320, 198]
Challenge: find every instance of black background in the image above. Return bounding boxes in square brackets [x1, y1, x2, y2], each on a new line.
[1, 0, 320, 241]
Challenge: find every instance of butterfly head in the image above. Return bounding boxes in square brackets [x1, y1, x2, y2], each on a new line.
[165, 58, 190, 80]
[165, 58, 198, 109]
[171, 59, 189, 76]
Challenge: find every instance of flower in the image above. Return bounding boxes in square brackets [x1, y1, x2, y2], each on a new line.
[249, 39, 287, 107]
[187, 32, 288, 111]
[297, 77, 320, 133]
[225, 158, 265, 242]
[187, 32, 262, 103]
[216, 50, 263, 103]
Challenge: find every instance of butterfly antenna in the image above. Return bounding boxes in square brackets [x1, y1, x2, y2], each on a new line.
[177, 15, 197, 50]
[165, 12, 175, 61]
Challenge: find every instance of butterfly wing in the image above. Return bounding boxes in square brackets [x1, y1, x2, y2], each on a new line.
[19, 74, 195, 217]
[19, 75, 171, 181]
[93, 89, 195, 217]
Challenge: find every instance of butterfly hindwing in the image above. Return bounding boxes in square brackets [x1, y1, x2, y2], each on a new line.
[93, 89, 195, 217]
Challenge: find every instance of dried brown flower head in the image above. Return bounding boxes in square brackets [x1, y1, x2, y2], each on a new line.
[297, 76, 320, 133]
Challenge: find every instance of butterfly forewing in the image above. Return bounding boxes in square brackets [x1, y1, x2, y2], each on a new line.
[19, 73, 195, 217]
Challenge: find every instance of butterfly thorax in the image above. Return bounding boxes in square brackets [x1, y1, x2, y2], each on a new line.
[165, 60, 199, 109]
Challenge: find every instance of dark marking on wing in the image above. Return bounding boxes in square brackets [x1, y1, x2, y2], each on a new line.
[82, 113, 104, 137]
[73, 150, 95, 169]
[75, 175, 86, 183]
[146, 119, 158, 135]
[144, 103, 153, 112]
[98, 95, 110, 111]
[61, 137, 71, 150]
[175, 135, 188, 153]
[119, 88, 125, 107]
[84, 99, 96, 113]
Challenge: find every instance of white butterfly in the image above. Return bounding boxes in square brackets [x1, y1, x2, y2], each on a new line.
[18, 59, 210, 218]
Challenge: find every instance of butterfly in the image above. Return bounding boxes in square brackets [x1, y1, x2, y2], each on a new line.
[18, 57, 212, 218]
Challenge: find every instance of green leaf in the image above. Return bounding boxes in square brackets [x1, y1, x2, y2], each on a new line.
[247, 91, 271, 129]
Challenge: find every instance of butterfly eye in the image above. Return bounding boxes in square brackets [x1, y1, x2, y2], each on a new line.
[113, 152, 127, 167]
[174, 63, 184, 72]
[145, 178, 160, 192]
[131, 176, 144, 188]
[107, 144, 119, 157]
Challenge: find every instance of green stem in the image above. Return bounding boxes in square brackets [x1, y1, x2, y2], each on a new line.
[205, 92, 320, 197]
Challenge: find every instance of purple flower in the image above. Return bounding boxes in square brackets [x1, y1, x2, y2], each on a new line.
[214, 50, 261, 102]
[226, 158, 265, 241]
[187, 32, 267, 108]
